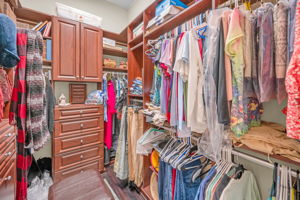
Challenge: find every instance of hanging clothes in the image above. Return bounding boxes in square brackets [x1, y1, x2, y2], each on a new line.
[104, 80, 116, 149]
[9, 29, 33, 200]
[225, 8, 248, 136]
[113, 106, 129, 180]
[127, 107, 144, 187]
[186, 25, 207, 132]
[285, 0, 300, 140]
[256, 3, 276, 103]
[273, 0, 289, 104]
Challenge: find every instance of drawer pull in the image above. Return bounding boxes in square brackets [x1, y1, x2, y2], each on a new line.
[5, 133, 12, 137]
[80, 110, 83, 114]
[80, 124, 84, 128]
[80, 155, 84, 159]
[80, 139, 84, 144]
[4, 152, 12, 156]
[80, 170, 84, 173]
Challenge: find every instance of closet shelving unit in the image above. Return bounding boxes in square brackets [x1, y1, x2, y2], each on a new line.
[127, 0, 300, 198]
[126, 0, 225, 197]
[102, 29, 128, 73]
[15, 7, 53, 67]
[127, 13, 144, 103]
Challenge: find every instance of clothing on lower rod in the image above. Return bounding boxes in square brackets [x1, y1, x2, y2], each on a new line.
[127, 107, 144, 187]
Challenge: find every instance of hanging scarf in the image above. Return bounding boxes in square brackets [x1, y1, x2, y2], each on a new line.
[25, 30, 49, 151]
[9, 28, 33, 200]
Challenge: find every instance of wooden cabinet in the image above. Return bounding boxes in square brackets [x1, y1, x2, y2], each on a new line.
[80, 23, 103, 82]
[53, 17, 80, 81]
[0, 120, 16, 200]
[52, 17, 103, 82]
[53, 105, 104, 183]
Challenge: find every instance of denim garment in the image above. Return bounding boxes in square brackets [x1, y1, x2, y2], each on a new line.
[158, 160, 173, 200]
[174, 159, 202, 200]
[0, 14, 19, 68]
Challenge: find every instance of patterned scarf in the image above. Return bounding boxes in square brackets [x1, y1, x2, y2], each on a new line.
[25, 30, 50, 151]
[9, 29, 32, 200]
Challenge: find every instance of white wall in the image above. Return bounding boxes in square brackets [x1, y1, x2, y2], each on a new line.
[128, 0, 154, 23]
[20, 0, 128, 33]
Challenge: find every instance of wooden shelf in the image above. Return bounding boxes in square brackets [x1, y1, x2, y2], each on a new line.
[103, 66, 128, 72]
[130, 41, 143, 51]
[129, 33, 143, 46]
[128, 94, 143, 98]
[15, 7, 52, 22]
[103, 29, 127, 44]
[43, 36, 52, 40]
[144, 0, 212, 39]
[103, 47, 127, 57]
[235, 145, 300, 168]
[43, 60, 52, 65]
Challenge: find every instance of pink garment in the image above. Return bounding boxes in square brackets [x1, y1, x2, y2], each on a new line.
[285, 0, 300, 140]
[104, 80, 116, 149]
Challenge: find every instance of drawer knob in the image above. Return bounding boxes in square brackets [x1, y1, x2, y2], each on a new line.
[80, 110, 83, 114]
[5, 133, 12, 137]
[80, 124, 84, 128]
[80, 170, 84, 173]
[80, 155, 84, 159]
[80, 139, 84, 144]
[4, 176, 12, 181]
[4, 152, 12, 156]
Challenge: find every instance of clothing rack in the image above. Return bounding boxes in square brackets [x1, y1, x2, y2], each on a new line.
[232, 149, 298, 177]
[148, 122, 299, 176]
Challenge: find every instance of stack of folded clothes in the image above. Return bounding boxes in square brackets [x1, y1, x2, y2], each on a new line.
[129, 77, 143, 95]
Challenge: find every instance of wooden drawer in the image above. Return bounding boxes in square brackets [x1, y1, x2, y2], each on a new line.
[0, 153, 15, 180]
[0, 130, 15, 155]
[54, 130, 103, 155]
[0, 123, 15, 145]
[0, 141, 15, 170]
[54, 159, 102, 183]
[55, 105, 103, 120]
[54, 145, 102, 171]
[54, 116, 103, 138]
[0, 159, 15, 200]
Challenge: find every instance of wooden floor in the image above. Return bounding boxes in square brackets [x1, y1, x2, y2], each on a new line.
[101, 166, 145, 200]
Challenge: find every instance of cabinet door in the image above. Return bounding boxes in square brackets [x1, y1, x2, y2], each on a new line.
[80, 23, 103, 82]
[53, 17, 80, 81]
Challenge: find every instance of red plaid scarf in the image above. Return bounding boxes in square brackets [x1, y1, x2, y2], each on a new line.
[9, 29, 32, 200]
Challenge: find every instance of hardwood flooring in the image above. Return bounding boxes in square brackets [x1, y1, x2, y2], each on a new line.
[101, 166, 146, 200]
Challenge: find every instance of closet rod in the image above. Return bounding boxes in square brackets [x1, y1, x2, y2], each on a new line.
[232, 149, 298, 177]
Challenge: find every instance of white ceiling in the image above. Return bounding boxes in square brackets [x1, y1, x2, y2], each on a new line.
[104, 0, 134, 9]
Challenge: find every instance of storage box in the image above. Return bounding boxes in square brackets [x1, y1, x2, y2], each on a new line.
[56, 3, 102, 28]
[103, 37, 116, 47]
[155, 0, 187, 17]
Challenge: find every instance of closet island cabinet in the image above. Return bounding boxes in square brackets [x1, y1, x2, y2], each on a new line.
[52, 17, 103, 82]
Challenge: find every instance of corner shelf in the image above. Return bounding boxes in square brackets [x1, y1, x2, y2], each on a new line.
[103, 47, 127, 57]
[103, 66, 128, 72]
[43, 36, 52, 40]
[128, 94, 143, 98]
[144, 0, 212, 39]
[129, 33, 143, 46]
[43, 60, 52, 66]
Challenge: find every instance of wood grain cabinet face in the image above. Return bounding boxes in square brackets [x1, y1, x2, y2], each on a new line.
[80, 24, 103, 82]
[52, 17, 103, 82]
[53, 17, 80, 81]
[0, 121, 16, 200]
